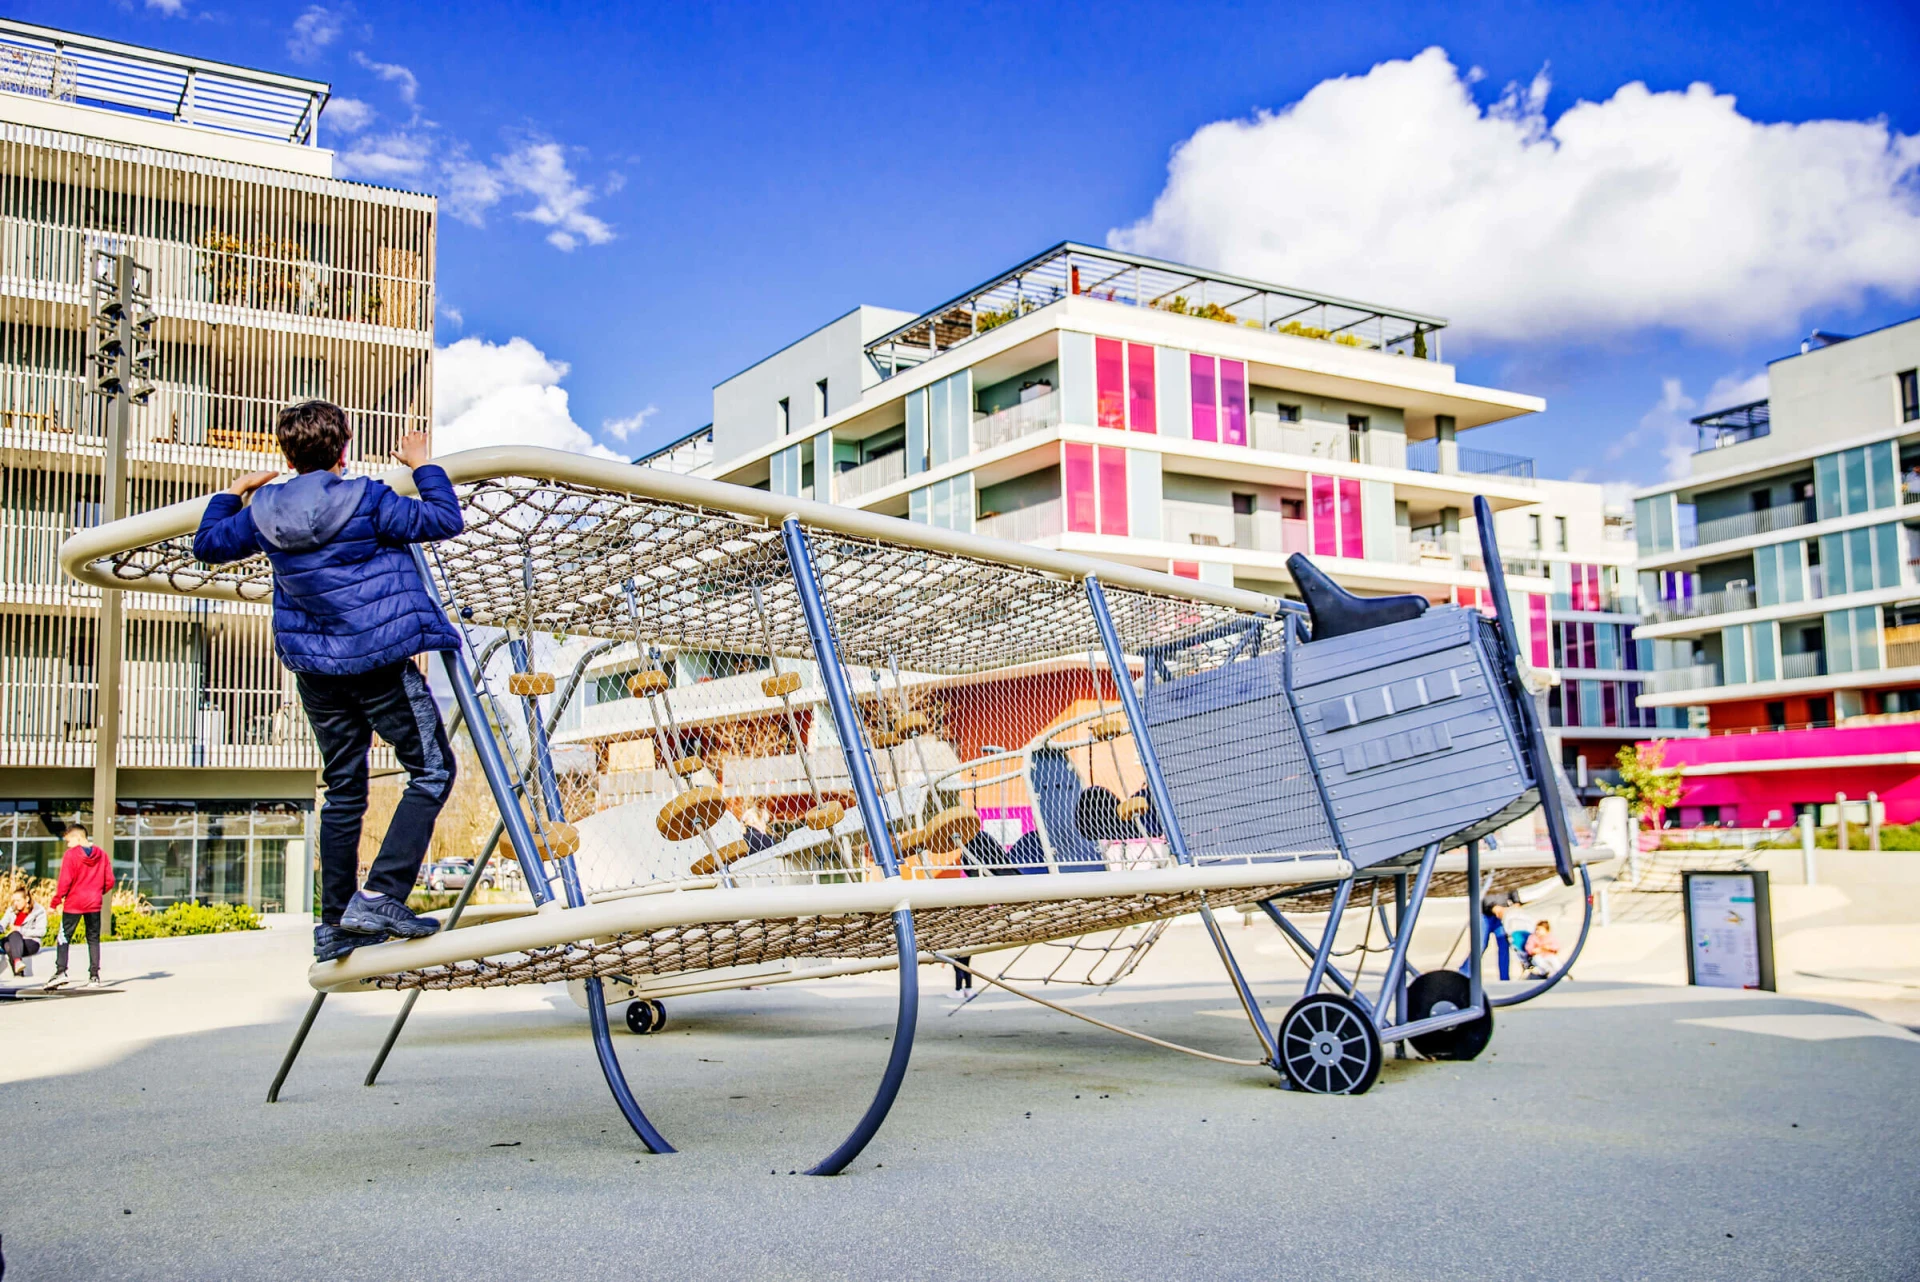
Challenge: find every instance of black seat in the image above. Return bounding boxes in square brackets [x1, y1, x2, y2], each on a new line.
[1286, 553, 1429, 641]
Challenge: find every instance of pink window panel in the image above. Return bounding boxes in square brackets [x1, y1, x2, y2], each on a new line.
[1126, 343, 1156, 433]
[1097, 447, 1128, 536]
[1172, 560, 1199, 580]
[1585, 564, 1602, 611]
[1309, 475, 1338, 556]
[1337, 477, 1363, 558]
[1095, 338, 1125, 430]
[1189, 354, 1217, 443]
[1529, 593, 1551, 668]
[1064, 443, 1096, 533]
[1219, 359, 1247, 446]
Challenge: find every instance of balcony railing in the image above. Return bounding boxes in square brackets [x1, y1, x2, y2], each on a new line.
[0, 19, 328, 146]
[835, 451, 906, 503]
[972, 390, 1060, 453]
[864, 242, 1445, 376]
[1405, 440, 1536, 482]
[1644, 585, 1755, 624]
[1780, 651, 1826, 680]
[1690, 499, 1816, 548]
[1885, 624, 1920, 669]
[1648, 664, 1720, 694]
[976, 498, 1063, 544]
[1552, 592, 1636, 615]
[1692, 399, 1770, 454]
[1251, 413, 1349, 461]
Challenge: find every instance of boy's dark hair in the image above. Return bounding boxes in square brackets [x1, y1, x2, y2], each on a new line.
[276, 400, 352, 473]
[63, 824, 87, 839]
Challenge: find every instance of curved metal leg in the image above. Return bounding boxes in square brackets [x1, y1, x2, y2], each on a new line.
[808, 907, 919, 1176]
[1490, 861, 1594, 1008]
[586, 975, 675, 1152]
[267, 992, 327, 1103]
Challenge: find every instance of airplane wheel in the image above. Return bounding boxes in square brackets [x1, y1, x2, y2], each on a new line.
[1406, 970, 1493, 1061]
[1279, 993, 1381, 1095]
[625, 1000, 656, 1035]
[648, 1000, 667, 1033]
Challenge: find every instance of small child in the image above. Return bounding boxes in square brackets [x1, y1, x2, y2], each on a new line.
[193, 401, 464, 963]
[1525, 918, 1560, 977]
[5, 887, 47, 978]
[46, 823, 112, 989]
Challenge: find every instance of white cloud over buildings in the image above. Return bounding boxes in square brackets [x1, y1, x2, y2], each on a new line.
[1112, 48, 1920, 346]
[432, 336, 624, 460]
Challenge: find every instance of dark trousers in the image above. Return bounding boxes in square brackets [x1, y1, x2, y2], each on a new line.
[56, 910, 101, 978]
[954, 956, 973, 991]
[1459, 916, 1510, 981]
[296, 661, 456, 926]
[5, 930, 41, 969]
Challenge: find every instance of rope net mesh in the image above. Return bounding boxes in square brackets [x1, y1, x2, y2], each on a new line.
[95, 474, 1366, 984]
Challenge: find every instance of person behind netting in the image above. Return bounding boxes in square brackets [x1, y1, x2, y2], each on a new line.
[5, 887, 46, 979]
[193, 401, 464, 963]
[1524, 918, 1562, 978]
[1459, 890, 1515, 981]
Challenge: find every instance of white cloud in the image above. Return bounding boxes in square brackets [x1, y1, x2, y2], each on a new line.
[1112, 48, 1920, 345]
[1609, 370, 1769, 479]
[352, 51, 420, 114]
[601, 406, 659, 443]
[433, 336, 622, 460]
[337, 131, 432, 180]
[288, 6, 345, 62]
[438, 304, 464, 330]
[144, 0, 186, 15]
[321, 96, 374, 134]
[454, 139, 615, 250]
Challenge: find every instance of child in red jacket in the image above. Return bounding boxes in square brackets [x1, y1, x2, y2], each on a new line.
[47, 823, 113, 990]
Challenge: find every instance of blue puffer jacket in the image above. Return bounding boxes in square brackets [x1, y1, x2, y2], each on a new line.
[192, 465, 463, 675]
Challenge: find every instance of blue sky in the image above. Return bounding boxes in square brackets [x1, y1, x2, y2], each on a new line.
[28, 0, 1920, 487]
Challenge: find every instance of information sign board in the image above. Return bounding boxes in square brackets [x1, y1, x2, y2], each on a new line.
[1682, 870, 1775, 991]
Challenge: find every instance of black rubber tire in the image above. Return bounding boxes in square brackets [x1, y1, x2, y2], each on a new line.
[648, 1000, 667, 1033]
[1279, 993, 1382, 1095]
[1405, 970, 1494, 1061]
[625, 1000, 655, 1035]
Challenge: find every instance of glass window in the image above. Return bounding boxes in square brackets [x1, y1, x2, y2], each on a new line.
[1310, 475, 1337, 556]
[1561, 678, 1581, 726]
[777, 397, 790, 436]
[1529, 594, 1550, 667]
[1902, 369, 1918, 423]
[1596, 622, 1617, 670]
[1815, 452, 1843, 521]
[929, 378, 951, 468]
[1723, 624, 1749, 684]
[1752, 620, 1777, 682]
[1854, 605, 1881, 671]
[1601, 681, 1619, 727]
[1848, 526, 1874, 593]
[906, 390, 926, 476]
[1825, 609, 1855, 674]
[1189, 354, 1217, 443]
[1871, 441, 1898, 509]
[1172, 560, 1199, 579]
[1219, 360, 1247, 446]
[1064, 443, 1096, 533]
[1555, 516, 1569, 552]
[1095, 338, 1125, 430]
[1844, 447, 1869, 516]
[1126, 343, 1156, 433]
[1097, 448, 1128, 536]
[1337, 478, 1362, 557]
[1874, 521, 1902, 588]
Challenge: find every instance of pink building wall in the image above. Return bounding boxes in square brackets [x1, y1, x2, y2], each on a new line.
[1656, 722, 1920, 825]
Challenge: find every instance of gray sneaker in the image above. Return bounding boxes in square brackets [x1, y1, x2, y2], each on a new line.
[85, 976, 108, 989]
[43, 971, 70, 990]
[340, 893, 441, 939]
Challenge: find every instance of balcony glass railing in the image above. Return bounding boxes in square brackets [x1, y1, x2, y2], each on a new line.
[1689, 499, 1816, 548]
[972, 390, 1060, 453]
[1648, 664, 1720, 694]
[835, 451, 906, 503]
[1405, 440, 1536, 482]
[1644, 585, 1755, 624]
[1779, 651, 1826, 680]
[976, 497, 1063, 544]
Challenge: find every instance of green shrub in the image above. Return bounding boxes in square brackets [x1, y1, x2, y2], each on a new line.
[44, 901, 263, 943]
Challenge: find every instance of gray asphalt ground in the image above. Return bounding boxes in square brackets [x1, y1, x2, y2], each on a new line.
[3, 912, 1917, 1281]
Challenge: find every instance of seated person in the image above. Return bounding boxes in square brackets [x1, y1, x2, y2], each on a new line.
[1524, 918, 1561, 977]
[5, 888, 46, 978]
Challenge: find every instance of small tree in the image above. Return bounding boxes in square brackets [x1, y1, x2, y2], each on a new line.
[1601, 741, 1685, 828]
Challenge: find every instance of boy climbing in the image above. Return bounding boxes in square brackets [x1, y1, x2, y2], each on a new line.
[193, 401, 464, 962]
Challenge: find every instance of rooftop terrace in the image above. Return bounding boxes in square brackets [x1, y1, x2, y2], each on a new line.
[0, 19, 328, 146]
[865, 242, 1447, 377]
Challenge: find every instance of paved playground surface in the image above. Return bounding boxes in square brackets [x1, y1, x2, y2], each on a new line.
[3, 886, 1917, 1282]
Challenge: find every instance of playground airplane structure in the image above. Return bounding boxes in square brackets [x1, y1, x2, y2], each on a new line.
[61, 446, 1597, 1172]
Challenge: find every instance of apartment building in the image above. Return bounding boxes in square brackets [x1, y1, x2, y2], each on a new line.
[0, 22, 435, 907]
[1474, 480, 1663, 797]
[578, 245, 1634, 790]
[1632, 316, 1920, 825]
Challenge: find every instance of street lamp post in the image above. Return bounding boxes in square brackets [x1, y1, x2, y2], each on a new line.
[85, 250, 156, 891]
